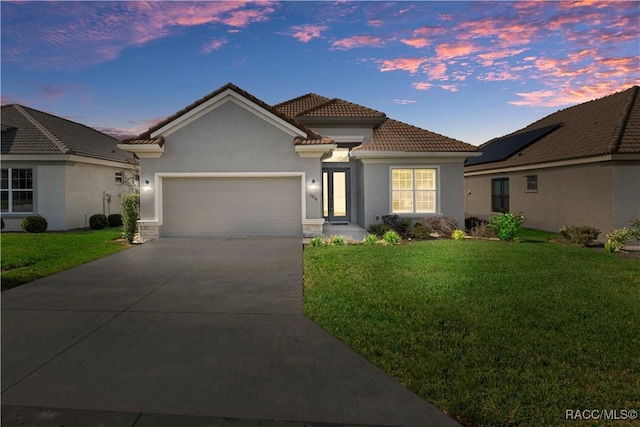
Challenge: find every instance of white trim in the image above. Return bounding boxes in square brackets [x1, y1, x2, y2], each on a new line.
[150, 89, 308, 139]
[117, 143, 164, 159]
[463, 154, 640, 176]
[295, 144, 337, 158]
[327, 135, 365, 143]
[1, 154, 135, 169]
[149, 172, 310, 227]
[388, 166, 441, 215]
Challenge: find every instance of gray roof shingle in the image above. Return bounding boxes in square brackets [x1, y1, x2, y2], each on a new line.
[1, 104, 135, 163]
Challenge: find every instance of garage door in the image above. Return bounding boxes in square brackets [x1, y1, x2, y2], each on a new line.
[162, 177, 302, 237]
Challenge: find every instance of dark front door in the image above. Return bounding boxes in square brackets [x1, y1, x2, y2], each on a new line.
[323, 169, 350, 223]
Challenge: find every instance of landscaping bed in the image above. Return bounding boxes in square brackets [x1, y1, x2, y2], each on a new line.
[1, 229, 129, 291]
[303, 238, 640, 426]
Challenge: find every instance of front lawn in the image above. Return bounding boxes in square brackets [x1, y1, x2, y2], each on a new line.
[304, 239, 640, 426]
[1, 229, 129, 290]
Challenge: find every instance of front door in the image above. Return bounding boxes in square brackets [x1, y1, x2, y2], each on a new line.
[323, 169, 349, 223]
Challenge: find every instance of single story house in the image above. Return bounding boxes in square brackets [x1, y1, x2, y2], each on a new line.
[464, 86, 640, 238]
[1, 104, 138, 231]
[118, 83, 479, 240]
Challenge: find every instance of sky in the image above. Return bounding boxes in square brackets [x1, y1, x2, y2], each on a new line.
[1, 1, 639, 146]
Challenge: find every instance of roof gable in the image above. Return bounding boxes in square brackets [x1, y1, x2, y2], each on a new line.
[466, 86, 640, 171]
[1, 104, 134, 163]
[138, 83, 322, 142]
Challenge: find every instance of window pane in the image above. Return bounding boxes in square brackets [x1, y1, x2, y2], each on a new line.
[415, 191, 436, 213]
[1, 169, 8, 190]
[392, 190, 413, 213]
[1, 191, 8, 212]
[415, 169, 435, 190]
[332, 172, 347, 217]
[492, 179, 503, 196]
[12, 191, 33, 212]
[12, 169, 33, 190]
[526, 175, 538, 191]
[392, 169, 413, 190]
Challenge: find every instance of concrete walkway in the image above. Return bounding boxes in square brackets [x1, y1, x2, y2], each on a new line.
[1, 238, 458, 427]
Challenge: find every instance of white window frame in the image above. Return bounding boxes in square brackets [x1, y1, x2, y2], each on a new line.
[115, 171, 124, 185]
[1, 167, 34, 214]
[389, 166, 440, 215]
[525, 175, 538, 193]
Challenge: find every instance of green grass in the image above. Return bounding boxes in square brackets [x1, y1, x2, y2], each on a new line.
[1, 229, 129, 290]
[304, 239, 640, 426]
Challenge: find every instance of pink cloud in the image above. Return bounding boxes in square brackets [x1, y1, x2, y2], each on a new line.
[435, 41, 478, 60]
[439, 84, 459, 92]
[478, 48, 527, 66]
[412, 82, 433, 91]
[202, 38, 228, 53]
[331, 35, 386, 50]
[286, 24, 328, 43]
[400, 38, 430, 48]
[425, 62, 448, 81]
[378, 58, 427, 74]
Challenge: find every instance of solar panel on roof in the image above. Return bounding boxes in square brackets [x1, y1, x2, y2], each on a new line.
[465, 123, 562, 166]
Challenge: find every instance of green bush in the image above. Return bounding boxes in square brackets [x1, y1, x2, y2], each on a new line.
[418, 216, 459, 237]
[121, 193, 139, 244]
[412, 224, 432, 239]
[310, 237, 325, 247]
[630, 219, 640, 240]
[383, 230, 401, 245]
[89, 214, 108, 230]
[452, 229, 466, 240]
[108, 213, 123, 228]
[382, 215, 412, 235]
[605, 228, 632, 252]
[362, 234, 378, 245]
[329, 235, 345, 246]
[559, 225, 600, 246]
[368, 223, 392, 237]
[488, 212, 525, 241]
[21, 216, 48, 233]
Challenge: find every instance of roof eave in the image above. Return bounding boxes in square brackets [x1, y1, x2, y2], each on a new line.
[117, 143, 164, 159]
[295, 116, 387, 125]
[351, 150, 481, 159]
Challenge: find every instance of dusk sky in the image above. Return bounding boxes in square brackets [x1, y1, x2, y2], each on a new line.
[2, 1, 639, 145]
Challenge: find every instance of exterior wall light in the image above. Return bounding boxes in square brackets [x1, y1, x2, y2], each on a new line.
[309, 179, 318, 190]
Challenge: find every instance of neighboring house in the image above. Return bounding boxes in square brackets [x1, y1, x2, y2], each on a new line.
[464, 86, 640, 238]
[1, 104, 138, 231]
[118, 83, 478, 240]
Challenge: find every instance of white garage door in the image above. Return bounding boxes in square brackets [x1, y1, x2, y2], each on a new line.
[162, 177, 302, 237]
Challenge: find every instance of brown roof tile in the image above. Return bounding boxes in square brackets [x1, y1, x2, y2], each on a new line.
[465, 85, 640, 172]
[274, 93, 331, 117]
[353, 118, 477, 152]
[121, 137, 165, 147]
[301, 98, 386, 118]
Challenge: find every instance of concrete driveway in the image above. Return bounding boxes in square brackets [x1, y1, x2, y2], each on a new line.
[1, 237, 458, 427]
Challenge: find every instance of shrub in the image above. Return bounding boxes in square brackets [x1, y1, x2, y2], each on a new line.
[108, 213, 123, 228]
[469, 223, 495, 239]
[382, 215, 412, 235]
[89, 214, 108, 230]
[630, 219, 640, 240]
[605, 228, 632, 252]
[362, 234, 378, 245]
[412, 224, 432, 239]
[465, 216, 488, 231]
[604, 242, 616, 254]
[452, 229, 466, 240]
[310, 237, 325, 247]
[21, 215, 48, 233]
[418, 216, 458, 237]
[383, 230, 401, 245]
[559, 225, 600, 246]
[488, 212, 525, 241]
[121, 193, 139, 244]
[329, 235, 345, 246]
[369, 223, 392, 237]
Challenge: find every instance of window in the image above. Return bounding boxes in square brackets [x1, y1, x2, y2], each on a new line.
[391, 168, 437, 214]
[115, 171, 124, 184]
[1, 168, 34, 213]
[492, 178, 509, 213]
[526, 175, 538, 192]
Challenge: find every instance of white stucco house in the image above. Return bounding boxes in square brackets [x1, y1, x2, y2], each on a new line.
[118, 83, 479, 240]
[1, 104, 138, 231]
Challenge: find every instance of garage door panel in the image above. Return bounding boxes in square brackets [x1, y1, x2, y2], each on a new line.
[163, 177, 302, 237]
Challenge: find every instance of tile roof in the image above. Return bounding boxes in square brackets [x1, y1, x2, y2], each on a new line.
[465, 86, 640, 171]
[129, 83, 329, 145]
[1, 104, 135, 163]
[274, 93, 331, 117]
[121, 137, 165, 147]
[354, 119, 477, 152]
[275, 95, 386, 119]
